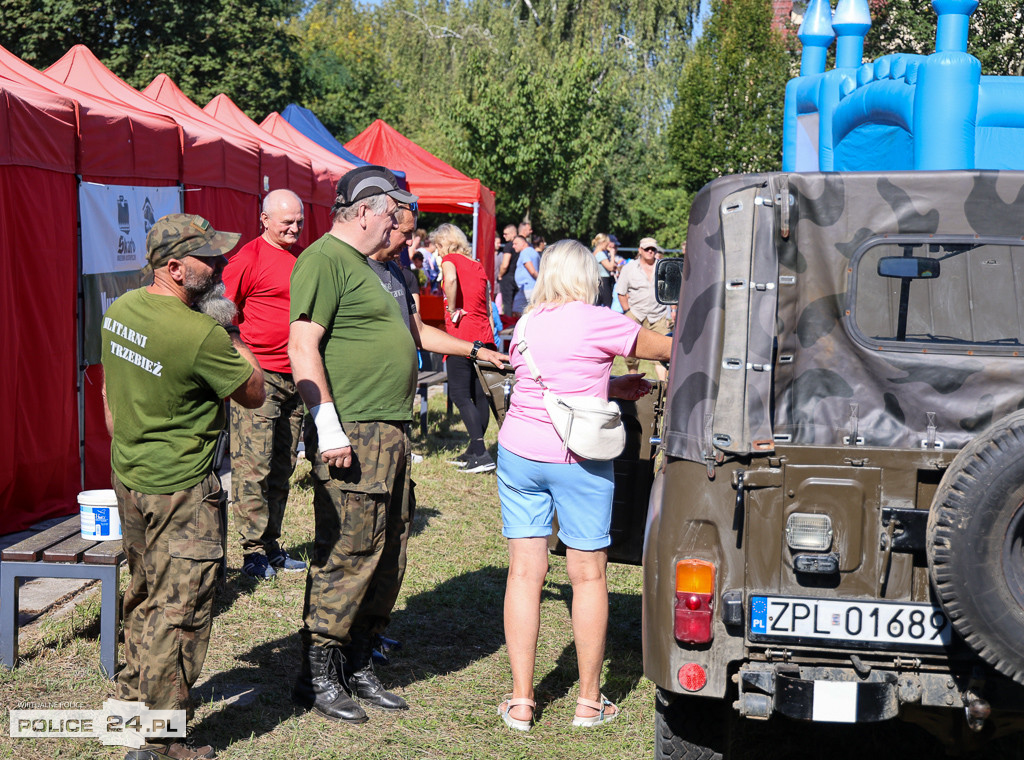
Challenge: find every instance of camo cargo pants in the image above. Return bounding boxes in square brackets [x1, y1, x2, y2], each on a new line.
[113, 470, 223, 715]
[303, 420, 415, 647]
[229, 370, 304, 554]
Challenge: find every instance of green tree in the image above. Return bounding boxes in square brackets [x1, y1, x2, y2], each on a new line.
[864, 0, 1023, 76]
[295, 0, 699, 242]
[292, 0, 418, 141]
[668, 0, 794, 195]
[441, 44, 622, 236]
[0, 0, 303, 119]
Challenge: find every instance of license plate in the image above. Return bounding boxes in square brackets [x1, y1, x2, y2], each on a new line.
[749, 595, 952, 649]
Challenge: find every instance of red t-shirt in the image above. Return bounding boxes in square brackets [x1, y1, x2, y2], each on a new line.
[221, 236, 301, 373]
[442, 253, 492, 344]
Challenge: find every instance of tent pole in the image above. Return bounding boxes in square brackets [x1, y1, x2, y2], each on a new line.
[471, 201, 480, 260]
[76, 176, 86, 489]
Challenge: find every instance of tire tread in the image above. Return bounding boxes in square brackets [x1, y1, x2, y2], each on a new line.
[655, 691, 728, 760]
[927, 410, 1024, 685]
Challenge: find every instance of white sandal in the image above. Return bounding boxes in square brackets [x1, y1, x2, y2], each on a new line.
[572, 694, 619, 727]
[498, 695, 535, 732]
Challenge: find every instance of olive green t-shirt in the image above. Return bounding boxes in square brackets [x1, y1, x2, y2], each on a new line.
[289, 234, 417, 422]
[101, 287, 254, 494]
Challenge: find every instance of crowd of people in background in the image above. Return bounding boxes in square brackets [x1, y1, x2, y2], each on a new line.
[412, 216, 678, 383]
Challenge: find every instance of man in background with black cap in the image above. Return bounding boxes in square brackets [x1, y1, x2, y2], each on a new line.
[288, 166, 504, 725]
[101, 213, 265, 760]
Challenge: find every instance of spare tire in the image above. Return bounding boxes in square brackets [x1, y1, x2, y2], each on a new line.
[927, 409, 1024, 685]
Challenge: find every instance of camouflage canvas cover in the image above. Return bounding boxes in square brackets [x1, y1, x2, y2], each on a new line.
[664, 170, 1024, 464]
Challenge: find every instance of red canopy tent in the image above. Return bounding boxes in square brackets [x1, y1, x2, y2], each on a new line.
[203, 94, 337, 243]
[45, 45, 262, 241]
[146, 73, 314, 244]
[0, 78, 83, 532]
[260, 110, 359, 202]
[0, 45, 181, 183]
[0, 46, 182, 528]
[344, 119, 496, 280]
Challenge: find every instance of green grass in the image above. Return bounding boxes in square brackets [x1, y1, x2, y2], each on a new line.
[2, 390, 1023, 759]
[0, 394, 651, 760]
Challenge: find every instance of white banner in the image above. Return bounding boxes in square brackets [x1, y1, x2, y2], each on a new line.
[80, 184, 181, 275]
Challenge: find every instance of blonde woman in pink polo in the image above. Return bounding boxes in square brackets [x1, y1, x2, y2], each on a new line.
[495, 239, 671, 732]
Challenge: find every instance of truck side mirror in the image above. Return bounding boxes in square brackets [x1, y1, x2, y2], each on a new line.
[655, 257, 684, 305]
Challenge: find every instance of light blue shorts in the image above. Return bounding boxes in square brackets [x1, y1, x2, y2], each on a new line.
[497, 445, 615, 551]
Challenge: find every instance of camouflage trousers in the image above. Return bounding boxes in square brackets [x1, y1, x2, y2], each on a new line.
[303, 420, 415, 648]
[113, 471, 223, 716]
[230, 370, 304, 554]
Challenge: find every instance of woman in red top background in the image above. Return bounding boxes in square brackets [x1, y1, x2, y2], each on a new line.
[437, 223, 498, 473]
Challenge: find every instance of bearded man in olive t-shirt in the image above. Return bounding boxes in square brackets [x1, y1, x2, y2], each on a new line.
[101, 214, 265, 760]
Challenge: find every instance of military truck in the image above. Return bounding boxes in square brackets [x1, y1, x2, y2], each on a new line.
[645, 170, 1024, 758]
[476, 169, 1024, 757]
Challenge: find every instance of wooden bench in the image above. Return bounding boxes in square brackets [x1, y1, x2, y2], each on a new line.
[1, 515, 123, 678]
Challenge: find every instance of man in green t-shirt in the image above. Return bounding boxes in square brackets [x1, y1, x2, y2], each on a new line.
[288, 167, 504, 725]
[101, 214, 265, 760]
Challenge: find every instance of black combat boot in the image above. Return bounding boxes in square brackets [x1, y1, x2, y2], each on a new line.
[293, 636, 368, 724]
[344, 636, 409, 711]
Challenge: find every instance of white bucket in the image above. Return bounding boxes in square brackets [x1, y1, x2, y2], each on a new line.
[79, 489, 122, 541]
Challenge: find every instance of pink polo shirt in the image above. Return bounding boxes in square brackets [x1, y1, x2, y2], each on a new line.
[498, 301, 640, 463]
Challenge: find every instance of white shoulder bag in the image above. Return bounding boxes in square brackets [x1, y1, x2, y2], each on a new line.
[515, 311, 625, 461]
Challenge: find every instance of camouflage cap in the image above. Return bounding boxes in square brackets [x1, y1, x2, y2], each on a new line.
[142, 214, 241, 279]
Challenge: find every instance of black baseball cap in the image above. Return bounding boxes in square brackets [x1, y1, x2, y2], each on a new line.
[334, 165, 418, 206]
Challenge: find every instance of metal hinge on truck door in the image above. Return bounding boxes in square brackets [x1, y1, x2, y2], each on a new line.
[732, 467, 783, 546]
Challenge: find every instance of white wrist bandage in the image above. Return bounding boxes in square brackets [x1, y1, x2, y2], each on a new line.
[310, 403, 351, 451]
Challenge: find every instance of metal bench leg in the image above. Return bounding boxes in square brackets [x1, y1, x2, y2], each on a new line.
[443, 358, 452, 416]
[419, 383, 428, 436]
[1, 564, 21, 670]
[217, 490, 228, 584]
[99, 565, 119, 679]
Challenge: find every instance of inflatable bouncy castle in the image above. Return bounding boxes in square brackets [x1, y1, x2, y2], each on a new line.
[782, 0, 1024, 171]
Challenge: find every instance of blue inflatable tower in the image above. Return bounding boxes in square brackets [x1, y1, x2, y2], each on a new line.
[782, 0, 1024, 171]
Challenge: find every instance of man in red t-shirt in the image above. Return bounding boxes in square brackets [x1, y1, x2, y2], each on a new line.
[222, 189, 309, 579]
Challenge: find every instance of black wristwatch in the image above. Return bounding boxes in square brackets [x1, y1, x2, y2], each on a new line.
[469, 340, 483, 360]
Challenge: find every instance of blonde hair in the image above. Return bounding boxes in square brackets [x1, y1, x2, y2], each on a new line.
[431, 223, 472, 258]
[526, 239, 600, 312]
[591, 232, 609, 252]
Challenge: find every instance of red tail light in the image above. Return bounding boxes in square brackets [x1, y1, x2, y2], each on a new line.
[674, 559, 715, 644]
